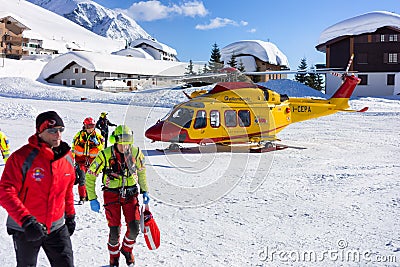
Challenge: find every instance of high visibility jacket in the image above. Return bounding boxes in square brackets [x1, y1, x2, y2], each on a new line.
[72, 129, 104, 166]
[0, 131, 10, 163]
[0, 134, 76, 233]
[86, 144, 148, 201]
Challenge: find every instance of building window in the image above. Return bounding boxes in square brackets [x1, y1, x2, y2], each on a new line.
[238, 110, 251, 127]
[210, 110, 220, 128]
[74, 68, 78, 74]
[384, 53, 399, 64]
[82, 68, 86, 73]
[194, 110, 207, 129]
[225, 110, 237, 127]
[380, 34, 385, 42]
[357, 53, 368, 64]
[389, 53, 398, 63]
[62, 79, 67, 85]
[358, 75, 368, 85]
[70, 79, 76, 86]
[387, 74, 395, 86]
[389, 34, 398, 42]
[81, 79, 86, 86]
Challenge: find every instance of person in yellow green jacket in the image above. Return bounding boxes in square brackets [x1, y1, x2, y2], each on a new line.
[72, 117, 104, 204]
[0, 130, 10, 164]
[85, 125, 149, 267]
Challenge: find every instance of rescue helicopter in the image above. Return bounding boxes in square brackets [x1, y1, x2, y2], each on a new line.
[145, 57, 368, 153]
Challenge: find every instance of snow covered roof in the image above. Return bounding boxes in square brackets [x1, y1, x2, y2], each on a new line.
[40, 51, 189, 80]
[0, 15, 30, 30]
[221, 40, 290, 69]
[111, 48, 154, 59]
[317, 11, 400, 47]
[130, 38, 177, 56]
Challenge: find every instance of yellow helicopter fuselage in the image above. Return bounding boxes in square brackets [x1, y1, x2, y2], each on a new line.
[145, 75, 363, 145]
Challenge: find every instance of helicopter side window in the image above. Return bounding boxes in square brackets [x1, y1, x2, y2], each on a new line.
[224, 110, 237, 127]
[168, 107, 194, 128]
[238, 110, 251, 127]
[194, 110, 207, 129]
[210, 110, 220, 128]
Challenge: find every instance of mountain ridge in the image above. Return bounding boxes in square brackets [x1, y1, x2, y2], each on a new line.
[27, 0, 152, 43]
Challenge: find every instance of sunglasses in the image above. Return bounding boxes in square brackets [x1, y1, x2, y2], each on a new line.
[45, 127, 65, 134]
[86, 124, 95, 129]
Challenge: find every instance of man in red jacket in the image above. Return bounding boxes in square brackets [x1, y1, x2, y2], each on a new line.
[0, 111, 76, 267]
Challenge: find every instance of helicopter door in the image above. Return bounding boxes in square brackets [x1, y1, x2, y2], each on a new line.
[223, 109, 248, 142]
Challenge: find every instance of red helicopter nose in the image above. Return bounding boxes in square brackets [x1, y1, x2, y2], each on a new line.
[145, 121, 188, 142]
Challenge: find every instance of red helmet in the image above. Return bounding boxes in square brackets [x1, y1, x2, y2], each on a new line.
[83, 117, 95, 126]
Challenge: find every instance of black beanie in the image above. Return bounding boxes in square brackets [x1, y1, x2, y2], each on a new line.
[36, 111, 65, 133]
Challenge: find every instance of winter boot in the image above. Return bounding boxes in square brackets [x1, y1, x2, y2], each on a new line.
[108, 242, 120, 267]
[120, 235, 135, 265]
[120, 248, 134, 266]
[78, 185, 87, 204]
[109, 257, 119, 267]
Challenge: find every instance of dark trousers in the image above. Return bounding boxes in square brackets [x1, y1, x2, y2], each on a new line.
[12, 225, 74, 267]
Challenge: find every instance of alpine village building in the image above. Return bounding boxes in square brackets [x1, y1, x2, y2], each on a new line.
[0, 16, 30, 59]
[316, 11, 400, 96]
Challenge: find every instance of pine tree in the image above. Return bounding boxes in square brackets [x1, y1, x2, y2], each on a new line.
[315, 73, 324, 91]
[305, 73, 318, 89]
[305, 66, 325, 91]
[295, 58, 308, 84]
[227, 53, 237, 68]
[208, 43, 223, 72]
[202, 64, 208, 74]
[185, 60, 195, 75]
[237, 59, 246, 72]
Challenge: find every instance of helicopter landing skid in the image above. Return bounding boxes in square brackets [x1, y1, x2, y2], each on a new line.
[155, 142, 302, 154]
[249, 143, 289, 153]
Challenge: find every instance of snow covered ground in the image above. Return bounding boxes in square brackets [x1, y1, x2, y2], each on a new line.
[0, 59, 399, 266]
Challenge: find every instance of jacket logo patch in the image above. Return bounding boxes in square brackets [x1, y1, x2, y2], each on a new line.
[32, 167, 45, 181]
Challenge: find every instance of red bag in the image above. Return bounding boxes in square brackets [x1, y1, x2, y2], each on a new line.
[140, 206, 160, 250]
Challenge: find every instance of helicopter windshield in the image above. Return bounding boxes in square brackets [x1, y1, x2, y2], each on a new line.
[167, 107, 194, 128]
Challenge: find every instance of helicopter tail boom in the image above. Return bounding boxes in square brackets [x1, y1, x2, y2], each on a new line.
[328, 75, 360, 110]
[289, 75, 365, 124]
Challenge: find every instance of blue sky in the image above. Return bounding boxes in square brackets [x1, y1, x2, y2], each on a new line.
[92, 0, 399, 69]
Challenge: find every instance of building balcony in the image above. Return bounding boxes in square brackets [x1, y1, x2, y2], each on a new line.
[2, 48, 28, 58]
[2, 35, 29, 45]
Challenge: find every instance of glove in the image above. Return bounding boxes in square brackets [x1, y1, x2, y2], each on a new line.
[22, 216, 46, 242]
[65, 215, 76, 236]
[143, 192, 150, 204]
[90, 135, 99, 145]
[90, 199, 100, 212]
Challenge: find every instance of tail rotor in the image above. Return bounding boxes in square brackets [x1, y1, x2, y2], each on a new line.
[329, 53, 355, 81]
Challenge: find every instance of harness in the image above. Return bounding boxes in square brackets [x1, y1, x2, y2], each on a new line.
[101, 146, 140, 206]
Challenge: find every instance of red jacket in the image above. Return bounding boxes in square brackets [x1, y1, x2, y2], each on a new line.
[0, 134, 75, 233]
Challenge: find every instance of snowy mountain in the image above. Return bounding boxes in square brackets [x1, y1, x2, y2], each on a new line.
[27, 0, 153, 43]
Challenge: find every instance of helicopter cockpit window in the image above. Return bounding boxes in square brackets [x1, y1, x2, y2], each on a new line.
[224, 110, 237, 127]
[194, 110, 207, 129]
[168, 107, 194, 128]
[238, 110, 251, 127]
[210, 110, 220, 128]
